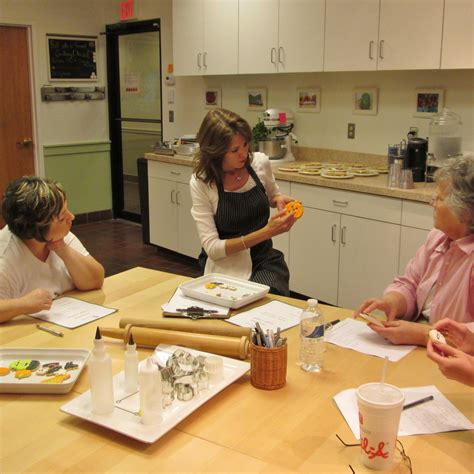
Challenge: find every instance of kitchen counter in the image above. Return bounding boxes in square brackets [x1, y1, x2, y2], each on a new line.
[144, 152, 435, 203]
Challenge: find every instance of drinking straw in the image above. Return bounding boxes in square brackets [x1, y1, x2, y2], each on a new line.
[380, 356, 389, 391]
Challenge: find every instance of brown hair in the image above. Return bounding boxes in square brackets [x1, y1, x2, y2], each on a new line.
[193, 109, 253, 186]
[2, 176, 66, 242]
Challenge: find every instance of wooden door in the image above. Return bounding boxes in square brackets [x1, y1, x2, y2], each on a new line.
[0, 26, 35, 227]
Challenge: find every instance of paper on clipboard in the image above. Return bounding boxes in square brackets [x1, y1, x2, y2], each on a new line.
[29, 296, 117, 329]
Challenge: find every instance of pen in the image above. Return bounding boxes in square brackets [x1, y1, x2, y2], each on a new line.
[325, 319, 340, 330]
[36, 324, 64, 337]
[403, 395, 434, 410]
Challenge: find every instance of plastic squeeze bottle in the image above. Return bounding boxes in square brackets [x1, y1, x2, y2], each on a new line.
[124, 333, 139, 393]
[89, 326, 115, 415]
[139, 358, 163, 425]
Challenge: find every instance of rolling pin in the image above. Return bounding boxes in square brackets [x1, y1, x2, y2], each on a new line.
[100, 325, 249, 360]
[118, 316, 251, 339]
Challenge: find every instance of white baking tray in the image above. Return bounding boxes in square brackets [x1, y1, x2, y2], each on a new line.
[0, 348, 90, 394]
[60, 344, 250, 444]
[178, 273, 270, 309]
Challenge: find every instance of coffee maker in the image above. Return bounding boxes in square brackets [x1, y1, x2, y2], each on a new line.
[406, 137, 428, 182]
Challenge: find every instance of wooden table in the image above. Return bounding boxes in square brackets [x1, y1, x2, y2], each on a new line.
[1, 268, 472, 473]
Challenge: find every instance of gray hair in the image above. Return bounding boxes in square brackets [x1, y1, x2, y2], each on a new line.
[434, 154, 474, 233]
[2, 176, 66, 242]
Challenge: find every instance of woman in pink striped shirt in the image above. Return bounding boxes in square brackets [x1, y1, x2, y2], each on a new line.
[354, 155, 474, 346]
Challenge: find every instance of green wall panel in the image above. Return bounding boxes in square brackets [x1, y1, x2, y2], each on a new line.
[44, 141, 112, 215]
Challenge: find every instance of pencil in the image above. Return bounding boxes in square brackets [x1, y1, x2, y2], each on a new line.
[403, 395, 434, 410]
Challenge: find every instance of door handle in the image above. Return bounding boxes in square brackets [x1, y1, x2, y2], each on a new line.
[16, 138, 33, 147]
[197, 53, 202, 68]
[171, 189, 176, 204]
[270, 47, 276, 64]
[333, 199, 348, 207]
[369, 40, 374, 60]
[203, 52, 207, 68]
[176, 191, 181, 205]
[379, 40, 384, 59]
[170, 171, 181, 176]
[278, 46, 284, 64]
[340, 226, 347, 245]
[331, 224, 337, 243]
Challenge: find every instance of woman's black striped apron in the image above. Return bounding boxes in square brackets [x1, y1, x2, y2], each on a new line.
[198, 164, 290, 296]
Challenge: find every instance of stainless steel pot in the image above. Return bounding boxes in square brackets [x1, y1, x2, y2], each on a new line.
[258, 137, 286, 160]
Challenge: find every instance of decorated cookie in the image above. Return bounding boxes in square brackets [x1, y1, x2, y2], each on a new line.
[429, 329, 446, 344]
[41, 373, 70, 384]
[15, 369, 32, 379]
[0, 367, 10, 376]
[9, 359, 40, 372]
[64, 361, 79, 371]
[285, 201, 304, 219]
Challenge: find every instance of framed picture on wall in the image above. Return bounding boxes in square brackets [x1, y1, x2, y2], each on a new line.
[247, 87, 267, 111]
[353, 87, 378, 115]
[413, 88, 444, 117]
[204, 88, 221, 108]
[297, 87, 321, 112]
[47, 34, 98, 81]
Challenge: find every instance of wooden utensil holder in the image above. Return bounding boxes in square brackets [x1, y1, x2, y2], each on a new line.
[250, 342, 287, 390]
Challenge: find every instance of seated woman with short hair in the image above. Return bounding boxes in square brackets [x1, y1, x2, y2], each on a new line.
[0, 176, 104, 323]
[354, 155, 474, 345]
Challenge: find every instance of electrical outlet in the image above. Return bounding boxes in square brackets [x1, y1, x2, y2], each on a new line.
[169, 110, 174, 123]
[348, 123, 355, 139]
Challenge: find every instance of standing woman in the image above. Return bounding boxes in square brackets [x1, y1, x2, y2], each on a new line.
[190, 109, 298, 295]
[0, 176, 105, 323]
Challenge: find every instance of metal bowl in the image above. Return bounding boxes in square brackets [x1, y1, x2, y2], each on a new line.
[258, 137, 286, 160]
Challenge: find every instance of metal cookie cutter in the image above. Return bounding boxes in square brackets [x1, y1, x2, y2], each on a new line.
[175, 382, 194, 401]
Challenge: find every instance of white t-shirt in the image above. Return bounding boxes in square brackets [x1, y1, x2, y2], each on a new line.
[190, 152, 281, 261]
[0, 226, 89, 299]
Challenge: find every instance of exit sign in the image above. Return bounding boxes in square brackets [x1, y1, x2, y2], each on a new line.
[120, 0, 136, 21]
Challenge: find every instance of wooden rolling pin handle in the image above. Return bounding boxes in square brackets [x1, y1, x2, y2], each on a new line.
[118, 316, 251, 339]
[99, 325, 249, 360]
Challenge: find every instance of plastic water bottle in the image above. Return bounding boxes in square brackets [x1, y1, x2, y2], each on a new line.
[300, 299, 324, 372]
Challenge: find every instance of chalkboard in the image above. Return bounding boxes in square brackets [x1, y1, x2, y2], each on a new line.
[47, 35, 97, 81]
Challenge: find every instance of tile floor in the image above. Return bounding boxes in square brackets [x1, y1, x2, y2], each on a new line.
[72, 219, 202, 278]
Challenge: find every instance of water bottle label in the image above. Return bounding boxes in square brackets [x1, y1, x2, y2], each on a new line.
[307, 324, 324, 339]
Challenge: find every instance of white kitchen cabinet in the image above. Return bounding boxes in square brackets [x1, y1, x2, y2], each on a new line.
[239, 0, 325, 74]
[399, 200, 432, 273]
[289, 207, 340, 304]
[324, 0, 444, 71]
[324, 0, 380, 71]
[441, 0, 474, 69]
[173, 0, 238, 75]
[148, 161, 201, 258]
[289, 183, 402, 308]
[338, 215, 400, 309]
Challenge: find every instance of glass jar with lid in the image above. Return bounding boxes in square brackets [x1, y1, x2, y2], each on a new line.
[428, 108, 462, 165]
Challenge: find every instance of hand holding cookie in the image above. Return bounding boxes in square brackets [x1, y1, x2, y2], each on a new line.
[284, 201, 304, 219]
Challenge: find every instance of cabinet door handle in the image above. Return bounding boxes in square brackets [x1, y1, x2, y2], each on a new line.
[379, 40, 384, 59]
[331, 224, 337, 243]
[278, 46, 284, 64]
[271, 47, 276, 64]
[369, 40, 374, 60]
[197, 52, 202, 68]
[333, 199, 348, 207]
[203, 52, 207, 68]
[341, 226, 347, 245]
[170, 171, 181, 176]
[171, 189, 176, 204]
[176, 191, 181, 205]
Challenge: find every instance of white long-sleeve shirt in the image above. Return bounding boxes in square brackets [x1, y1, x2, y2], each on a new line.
[190, 152, 281, 261]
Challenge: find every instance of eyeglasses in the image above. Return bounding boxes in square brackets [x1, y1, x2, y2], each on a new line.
[336, 434, 413, 473]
